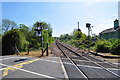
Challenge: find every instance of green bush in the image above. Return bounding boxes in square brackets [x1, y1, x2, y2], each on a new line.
[110, 39, 120, 55]
[2, 29, 29, 55]
[95, 39, 111, 53]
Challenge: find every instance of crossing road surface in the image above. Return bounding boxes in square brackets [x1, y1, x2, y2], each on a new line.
[0, 55, 120, 80]
[0, 56, 66, 80]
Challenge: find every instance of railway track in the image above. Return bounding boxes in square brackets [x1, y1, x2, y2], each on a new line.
[56, 41, 120, 80]
[61, 42, 120, 69]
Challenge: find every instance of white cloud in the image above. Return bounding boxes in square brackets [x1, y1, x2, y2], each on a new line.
[90, 17, 115, 35]
[93, 22, 113, 35]
[103, 19, 113, 23]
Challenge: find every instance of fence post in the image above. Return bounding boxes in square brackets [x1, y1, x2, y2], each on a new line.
[46, 43, 48, 56]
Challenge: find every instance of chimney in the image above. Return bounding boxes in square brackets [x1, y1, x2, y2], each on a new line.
[114, 19, 119, 30]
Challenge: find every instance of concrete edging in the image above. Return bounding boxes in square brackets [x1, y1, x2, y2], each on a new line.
[89, 52, 120, 58]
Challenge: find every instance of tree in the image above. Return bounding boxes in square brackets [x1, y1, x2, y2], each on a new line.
[2, 19, 18, 33]
[2, 29, 29, 55]
[19, 24, 30, 40]
[29, 21, 54, 49]
[59, 34, 72, 42]
[20, 24, 29, 31]
[2, 20, 54, 55]
[72, 29, 82, 40]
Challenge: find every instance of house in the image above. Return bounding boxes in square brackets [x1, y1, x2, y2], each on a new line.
[99, 19, 120, 39]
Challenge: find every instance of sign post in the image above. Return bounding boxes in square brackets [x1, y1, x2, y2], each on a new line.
[34, 22, 48, 56]
[86, 23, 91, 53]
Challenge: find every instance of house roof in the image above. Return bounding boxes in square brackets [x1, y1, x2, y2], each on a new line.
[100, 27, 120, 34]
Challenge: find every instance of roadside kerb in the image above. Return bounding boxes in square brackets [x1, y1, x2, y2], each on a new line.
[89, 52, 120, 58]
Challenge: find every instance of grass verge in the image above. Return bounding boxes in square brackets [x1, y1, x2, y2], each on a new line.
[18, 49, 51, 57]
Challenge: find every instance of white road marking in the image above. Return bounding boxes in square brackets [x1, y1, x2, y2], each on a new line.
[37, 58, 120, 71]
[113, 63, 120, 65]
[0, 58, 60, 72]
[38, 58, 60, 63]
[62, 61, 103, 69]
[1, 57, 119, 71]
[77, 64, 103, 69]
[75, 63, 120, 70]
[61, 57, 106, 63]
[43, 57, 58, 58]
[107, 68, 120, 71]
[0, 56, 11, 58]
[0, 57, 27, 60]
[0, 67, 7, 71]
[59, 57, 68, 79]
[0, 63, 55, 79]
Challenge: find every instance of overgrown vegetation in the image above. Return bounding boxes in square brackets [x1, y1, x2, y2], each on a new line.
[59, 29, 98, 50]
[95, 39, 112, 53]
[95, 39, 120, 55]
[2, 19, 54, 55]
[110, 39, 120, 55]
[58, 29, 120, 55]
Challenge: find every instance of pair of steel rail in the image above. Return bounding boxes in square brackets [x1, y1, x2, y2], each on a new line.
[56, 41, 120, 80]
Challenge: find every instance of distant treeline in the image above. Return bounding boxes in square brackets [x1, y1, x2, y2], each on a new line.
[1, 19, 54, 55]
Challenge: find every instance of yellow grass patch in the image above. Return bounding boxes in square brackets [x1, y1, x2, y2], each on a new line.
[18, 49, 51, 57]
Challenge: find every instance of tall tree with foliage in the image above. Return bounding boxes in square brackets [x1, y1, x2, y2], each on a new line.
[19, 24, 30, 41]
[31, 21, 54, 49]
[2, 19, 18, 33]
[72, 29, 82, 40]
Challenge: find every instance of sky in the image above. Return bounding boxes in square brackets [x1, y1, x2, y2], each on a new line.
[2, 1, 119, 37]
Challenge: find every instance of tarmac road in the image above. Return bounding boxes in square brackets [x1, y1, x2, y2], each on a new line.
[0, 56, 66, 80]
[0, 55, 119, 80]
